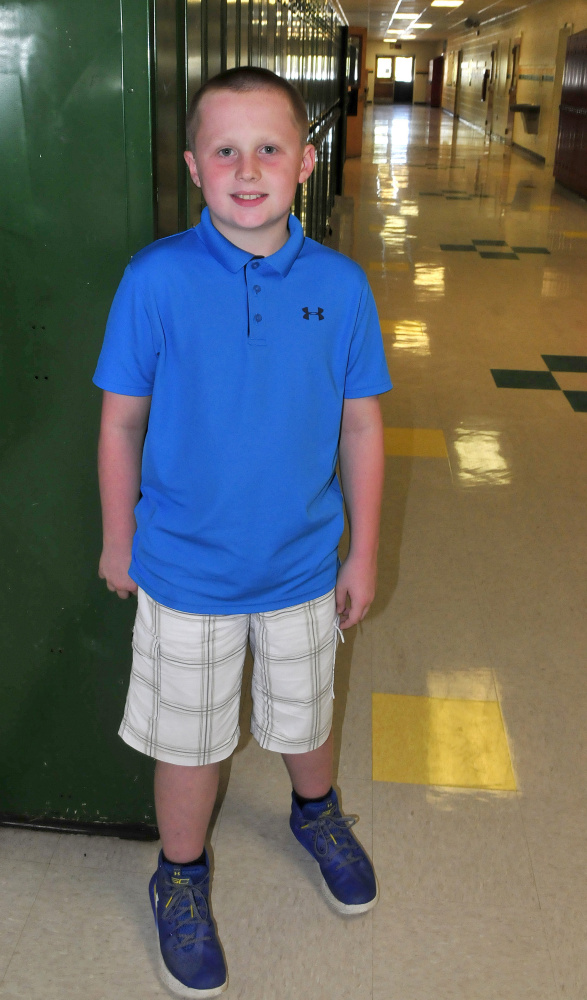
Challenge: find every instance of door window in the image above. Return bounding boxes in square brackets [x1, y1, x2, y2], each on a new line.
[376, 57, 393, 79]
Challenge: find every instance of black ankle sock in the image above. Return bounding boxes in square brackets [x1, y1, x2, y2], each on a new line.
[162, 850, 206, 868]
[294, 787, 333, 809]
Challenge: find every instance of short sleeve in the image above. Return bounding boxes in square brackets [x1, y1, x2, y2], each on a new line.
[92, 262, 161, 396]
[344, 279, 392, 399]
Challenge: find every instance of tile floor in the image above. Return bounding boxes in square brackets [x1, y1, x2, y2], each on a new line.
[2, 105, 587, 999]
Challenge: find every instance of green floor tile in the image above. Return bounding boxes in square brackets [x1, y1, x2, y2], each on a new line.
[479, 252, 519, 260]
[491, 369, 560, 390]
[542, 355, 587, 372]
[563, 390, 587, 412]
[511, 246, 550, 254]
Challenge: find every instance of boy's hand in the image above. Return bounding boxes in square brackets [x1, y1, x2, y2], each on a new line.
[98, 549, 137, 600]
[335, 554, 377, 630]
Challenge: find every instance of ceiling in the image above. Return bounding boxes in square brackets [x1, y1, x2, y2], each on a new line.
[338, 0, 538, 42]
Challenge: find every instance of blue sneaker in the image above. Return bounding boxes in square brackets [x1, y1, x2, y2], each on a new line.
[290, 789, 379, 914]
[149, 850, 228, 998]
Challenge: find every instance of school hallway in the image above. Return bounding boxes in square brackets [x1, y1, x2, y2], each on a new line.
[1, 104, 586, 1000]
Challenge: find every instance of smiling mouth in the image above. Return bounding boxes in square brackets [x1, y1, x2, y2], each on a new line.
[231, 193, 267, 202]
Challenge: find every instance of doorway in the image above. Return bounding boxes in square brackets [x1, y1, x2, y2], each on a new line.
[505, 38, 521, 144]
[454, 49, 463, 117]
[554, 29, 587, 198]
[374, 55, 394, 103]
[374, 55, 414, 104]
[393, 56, 414, 104]
[485, 47, 497, 136]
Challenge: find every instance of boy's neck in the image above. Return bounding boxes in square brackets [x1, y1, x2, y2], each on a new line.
[207, 212, 290, 257]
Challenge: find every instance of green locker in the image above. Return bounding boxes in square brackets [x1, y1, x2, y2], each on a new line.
[0, 0, 157, 834]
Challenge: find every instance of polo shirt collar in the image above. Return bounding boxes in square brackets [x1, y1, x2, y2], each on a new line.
[195, 207, 304, 277]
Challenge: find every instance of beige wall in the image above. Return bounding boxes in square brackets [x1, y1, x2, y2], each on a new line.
[365, 40, 443, 105]
[442, 0, 587, 162]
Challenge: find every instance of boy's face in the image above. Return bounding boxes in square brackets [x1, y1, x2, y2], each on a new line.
[184, 89, 315, 256]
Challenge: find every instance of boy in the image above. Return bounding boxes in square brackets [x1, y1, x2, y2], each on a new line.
[94, 67, 391, 998]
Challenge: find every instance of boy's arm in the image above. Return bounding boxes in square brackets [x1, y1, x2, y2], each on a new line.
[98, 390, 151, 599]
[336, 395, 385, 629]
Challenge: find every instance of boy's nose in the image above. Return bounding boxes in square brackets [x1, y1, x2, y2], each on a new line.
[237, 154, 261, 181]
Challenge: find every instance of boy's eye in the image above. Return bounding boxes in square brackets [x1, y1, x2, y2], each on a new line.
[218, 147, 234, 157]
[261, 145, 277, 154]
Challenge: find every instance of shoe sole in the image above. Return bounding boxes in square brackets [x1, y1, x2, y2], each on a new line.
[156, 950, 228, 999]
[320, 875, 380, 915]
[150, 877, 228, 999]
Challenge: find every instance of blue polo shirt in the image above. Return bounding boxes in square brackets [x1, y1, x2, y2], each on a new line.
[93, 209, 391, 613]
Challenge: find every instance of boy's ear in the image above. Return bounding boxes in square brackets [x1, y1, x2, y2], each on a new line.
[298, 143, 316, 184]
[184, 150, 202, 188]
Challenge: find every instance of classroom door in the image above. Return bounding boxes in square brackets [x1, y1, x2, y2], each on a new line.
[554, 29, 587, 198]
[454, 50, 463, 117]
[505, 39, 521, 144]
[485, 48, 497, 136]
[374, 55, 394, 103]
[393, 56, 414, 104]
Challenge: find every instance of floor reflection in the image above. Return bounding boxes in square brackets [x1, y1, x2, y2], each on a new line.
[450, 427, 512, 488]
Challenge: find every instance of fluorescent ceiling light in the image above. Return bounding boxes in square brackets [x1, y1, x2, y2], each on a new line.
[412, 22, 432, 28]
[401, 34, 416, 38]
[431, 1, 464, 5]
[384, 37, 398, 41]
[392, 12, 419, 18]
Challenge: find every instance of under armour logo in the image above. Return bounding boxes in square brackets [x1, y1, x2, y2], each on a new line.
[302, 306, 324, 321]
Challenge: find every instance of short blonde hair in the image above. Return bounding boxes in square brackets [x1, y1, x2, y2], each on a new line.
[186, 67, 309, 153]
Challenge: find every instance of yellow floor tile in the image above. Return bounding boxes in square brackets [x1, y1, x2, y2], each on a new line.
[562, 231, 587, 239]
[384, 427, 448, 458]
[372, 693, 516, 790]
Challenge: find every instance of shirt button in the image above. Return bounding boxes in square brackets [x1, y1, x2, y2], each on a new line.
[254, 314, 262, 322]
[251, 261, 260, 269]
[254, 285, 261, 293]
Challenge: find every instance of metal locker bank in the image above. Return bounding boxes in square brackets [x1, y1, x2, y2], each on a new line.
[0, 0, 347, 835]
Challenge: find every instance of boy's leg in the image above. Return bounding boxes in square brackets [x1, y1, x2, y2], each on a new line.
[154, 760, 220, 862]
[119, 591, 250, 998]
[250, 592, 378, 915]
[150, 763, 228, 998]
[282, 730, 333, 799]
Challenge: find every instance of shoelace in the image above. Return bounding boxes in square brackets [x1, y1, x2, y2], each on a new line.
[161, 880, 212, 950]
[303, 809, 363, 869]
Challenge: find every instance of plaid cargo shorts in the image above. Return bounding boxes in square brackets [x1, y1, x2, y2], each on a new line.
[119, 587, 341, 765]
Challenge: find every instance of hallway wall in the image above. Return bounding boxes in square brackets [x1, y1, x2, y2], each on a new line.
[442, 0, 587, 163]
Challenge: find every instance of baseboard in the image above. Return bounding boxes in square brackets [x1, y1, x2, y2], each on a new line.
[512, 142, 546, 165]
[454, 115, 487, 135]
[0, 813, 159, 841]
